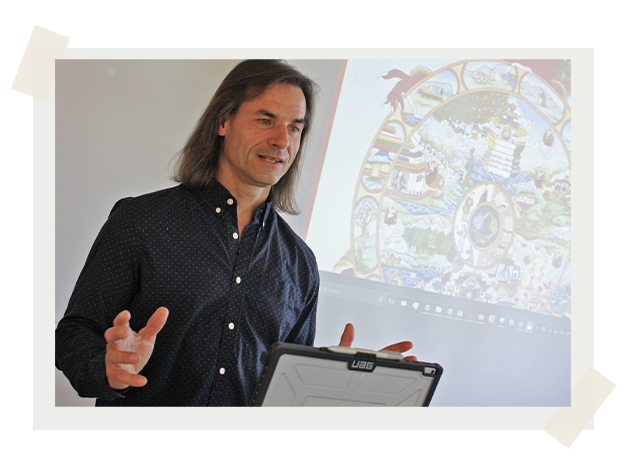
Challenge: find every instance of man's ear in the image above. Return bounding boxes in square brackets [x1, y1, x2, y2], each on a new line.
[218, 117, 229, 137]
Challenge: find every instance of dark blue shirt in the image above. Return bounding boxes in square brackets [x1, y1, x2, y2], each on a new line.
[55, 180, 319, 406]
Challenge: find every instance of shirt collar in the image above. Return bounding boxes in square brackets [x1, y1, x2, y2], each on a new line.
[183, 178, 273, 227]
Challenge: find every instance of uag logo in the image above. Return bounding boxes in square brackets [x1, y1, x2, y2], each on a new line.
[349, 360, 376, 372]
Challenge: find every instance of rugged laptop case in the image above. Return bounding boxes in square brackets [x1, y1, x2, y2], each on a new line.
[251, 342, 443, 407]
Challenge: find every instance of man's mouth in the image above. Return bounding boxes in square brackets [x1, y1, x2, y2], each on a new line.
[258, 155, 283, 164]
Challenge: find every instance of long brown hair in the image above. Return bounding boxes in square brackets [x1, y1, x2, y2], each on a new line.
[173, 59, 318, 215]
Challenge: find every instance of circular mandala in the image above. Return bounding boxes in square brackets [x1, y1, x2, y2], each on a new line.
[350, 59, 571, 317]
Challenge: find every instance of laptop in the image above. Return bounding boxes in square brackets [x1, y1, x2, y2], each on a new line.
[251, 342, 443, 407]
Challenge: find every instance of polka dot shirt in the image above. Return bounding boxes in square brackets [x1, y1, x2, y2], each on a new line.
[55, 180, 319, 406]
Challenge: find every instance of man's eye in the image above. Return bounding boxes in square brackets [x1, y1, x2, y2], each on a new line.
[259, 119, 271, 125]
[289, 126, 302, 134]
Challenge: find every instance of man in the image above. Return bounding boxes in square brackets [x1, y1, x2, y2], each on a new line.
[55, 59, 413, 406]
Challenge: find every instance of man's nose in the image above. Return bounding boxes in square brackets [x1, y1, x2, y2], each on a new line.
[268, 125, 289, 150]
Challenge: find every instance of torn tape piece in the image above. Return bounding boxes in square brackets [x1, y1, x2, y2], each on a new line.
[543, 366, 616, 448]
[12, 25, 69, 101]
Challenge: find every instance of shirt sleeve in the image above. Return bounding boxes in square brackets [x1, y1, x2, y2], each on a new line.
[55, 198, 140, 401]
[285, 260, 319, 347]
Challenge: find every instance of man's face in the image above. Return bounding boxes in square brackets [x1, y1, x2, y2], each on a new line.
[217, 83, 306, 195]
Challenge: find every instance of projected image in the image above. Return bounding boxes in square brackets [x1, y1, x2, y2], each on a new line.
[341, 59, 571, 318]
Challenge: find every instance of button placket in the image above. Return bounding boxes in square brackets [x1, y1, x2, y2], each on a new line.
[211, 196, 242, 397]
[213, 204, 256, 398]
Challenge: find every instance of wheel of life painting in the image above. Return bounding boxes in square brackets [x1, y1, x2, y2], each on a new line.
[350, 59, 572, 317]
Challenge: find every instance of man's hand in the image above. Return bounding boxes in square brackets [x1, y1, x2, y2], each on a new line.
[338, 323, 418, 362]
[104, 307, 169, 390]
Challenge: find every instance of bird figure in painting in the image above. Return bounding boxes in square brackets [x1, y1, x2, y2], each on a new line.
[381, 67, 430, 112]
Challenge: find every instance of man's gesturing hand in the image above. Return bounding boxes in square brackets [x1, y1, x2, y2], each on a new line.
[104, 307, 169, 390]
[338, 323, 418, 361]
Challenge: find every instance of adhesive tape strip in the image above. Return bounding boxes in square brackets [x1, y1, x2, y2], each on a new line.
[543, 366, 615, 447]
[12, 25, 69, 101]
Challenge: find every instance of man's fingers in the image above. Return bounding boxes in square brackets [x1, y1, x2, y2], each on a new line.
[139, 307, 169, 339]
[103, 308, 166, 391]
[380, 341, 417, 361]
[112, 310, 131, 327]
[380, 340, 413, 354]
[104, 323, 132, 344]
[338, 324, 417, 360]
[106, 365, 147, 389]
[338, 323, 355, 347]
[105, 346, 141, 365]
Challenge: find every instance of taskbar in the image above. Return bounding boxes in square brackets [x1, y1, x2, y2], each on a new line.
[319, 270, 571, 338]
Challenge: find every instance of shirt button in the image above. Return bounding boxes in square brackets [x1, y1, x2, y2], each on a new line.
[233, 232, 239, 239]
[227, 198, 234, 205]
[236, 277, 241, 284]
[219, 367, 226, 375]
[228, 322, 235, 330]
[215, 207, 221, 213]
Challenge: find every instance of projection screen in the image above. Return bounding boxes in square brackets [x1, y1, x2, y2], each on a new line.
[307, 59, 571, 407]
